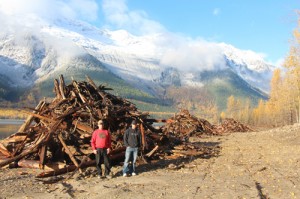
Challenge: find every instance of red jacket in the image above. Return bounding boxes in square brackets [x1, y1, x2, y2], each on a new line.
[91, 129, 111, 150]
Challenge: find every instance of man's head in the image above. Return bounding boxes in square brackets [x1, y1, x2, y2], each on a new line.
[98, 120, 104, 129]
[131, 120, 137, 129]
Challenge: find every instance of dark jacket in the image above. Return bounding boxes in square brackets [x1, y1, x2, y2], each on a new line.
[123, 127, 142, 148]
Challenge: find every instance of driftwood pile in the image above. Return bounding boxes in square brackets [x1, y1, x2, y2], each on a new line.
[161, 110, 215, 139]
[0, 75, 219, 178]
[160, 110, 253, 138]
[213, 118, 253, 134]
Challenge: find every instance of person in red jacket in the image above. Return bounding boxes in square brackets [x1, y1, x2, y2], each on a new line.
[91, 119, 112, 179]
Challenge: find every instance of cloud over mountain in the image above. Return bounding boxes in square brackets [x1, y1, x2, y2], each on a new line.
[0, 0, 99, 22]
[0, 0, 274, 93]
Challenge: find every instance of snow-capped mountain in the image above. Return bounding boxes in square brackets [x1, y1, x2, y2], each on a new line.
[0, 16, 274, 105]
[219, 43, 274, 93]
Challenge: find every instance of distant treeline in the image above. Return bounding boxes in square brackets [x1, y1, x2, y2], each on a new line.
[0, 109, 27, 119]
[222, 15, 300, 127]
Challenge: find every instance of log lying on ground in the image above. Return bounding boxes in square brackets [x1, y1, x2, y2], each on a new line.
[18, 160, 67, 171]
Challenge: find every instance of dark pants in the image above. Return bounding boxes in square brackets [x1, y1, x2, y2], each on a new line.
[96, 148, 111, 176]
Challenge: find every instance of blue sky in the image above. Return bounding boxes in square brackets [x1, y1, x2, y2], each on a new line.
[0, 0, 298, 66]
[95, 0, 299, 65]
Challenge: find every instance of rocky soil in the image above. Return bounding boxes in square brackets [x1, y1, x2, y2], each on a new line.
[1, 124, 300, 199]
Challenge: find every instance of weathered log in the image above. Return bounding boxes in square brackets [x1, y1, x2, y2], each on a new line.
[36, 151, 125, 178]
[0, 143, 11, 157]
[39, 145, 47, 169]
[72, 81, 88, 104]
[1, 135, 28, 144]
[171, 149, 204, 156]
[1, 101, 46, 157]
[139, 123, 146, 150]
[58, 133, 82, 173]
[65, 154, 92, 180]
[144, 118, 167, 123]
[109, 146, 126, 154]
[36, 160, 94, 178]
[54, 79, 62, 99]
[85, 75, 112, 106]
[18, 100, 45, 133]
[0, 158, 10, 165]
[21, 111, 54, 123]
[0, 118, 63, 168]
[146, 145, 159, 157]
[59, 74, 66, 99]
[0, 134, 45, 168]
[72, 120, 93, 133]
[18, 159, 67, 171]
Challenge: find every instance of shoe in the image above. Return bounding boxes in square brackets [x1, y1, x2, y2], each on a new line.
[123, 173, 127, 177]
[132, 173, 136, 176]
[106, 175, 112, 179]
[97, 176, 101, 179]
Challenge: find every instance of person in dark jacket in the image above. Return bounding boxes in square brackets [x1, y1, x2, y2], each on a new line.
[122, 119, 142, 177]
[91, 120, 112, 179]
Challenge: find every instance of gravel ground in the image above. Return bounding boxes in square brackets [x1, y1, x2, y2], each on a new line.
[1, 124, 300, 199]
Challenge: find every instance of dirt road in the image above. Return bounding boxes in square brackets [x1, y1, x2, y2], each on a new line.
[1, 124, 299, 198]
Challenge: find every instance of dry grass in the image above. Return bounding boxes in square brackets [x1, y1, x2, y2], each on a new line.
[0, 109, 27, 119]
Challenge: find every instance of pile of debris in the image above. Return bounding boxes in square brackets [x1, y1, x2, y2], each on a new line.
[0, 75, 219, 178]
[160, 110, 253, 138]
[160, 110, 215, 139]
[213, 118, 254, 134]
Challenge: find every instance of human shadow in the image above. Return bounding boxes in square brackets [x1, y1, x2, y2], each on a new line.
[113, 141, 221, 177]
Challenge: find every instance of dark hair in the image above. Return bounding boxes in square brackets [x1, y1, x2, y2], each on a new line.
[131, 120, 137, 125]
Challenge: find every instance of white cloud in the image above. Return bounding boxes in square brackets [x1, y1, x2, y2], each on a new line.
[213, 8, 220, 16]
[0, 0, 91, 62]
[157, 34, 226, 71]
[99, 0, 227, 71]
[0, 0, 266, 74]
[102, 0, 166, 35]
[100, 0, 225, 71]
[272, 57, 285, 68]
[0, 0, 99, 22]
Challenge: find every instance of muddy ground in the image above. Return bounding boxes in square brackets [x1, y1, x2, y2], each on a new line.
[0, 124, 299, 199]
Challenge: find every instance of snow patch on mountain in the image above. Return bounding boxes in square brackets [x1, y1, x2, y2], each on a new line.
[219, 43, 274, 92]
[0, 15, 274, 95]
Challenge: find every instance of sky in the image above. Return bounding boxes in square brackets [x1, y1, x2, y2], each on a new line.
[0, 0, 299, 67]
[97, 0, 299, 66]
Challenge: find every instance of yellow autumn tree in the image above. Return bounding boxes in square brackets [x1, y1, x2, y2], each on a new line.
[255, 99, 266, 125]
[239, 98, 251, 124]
[281, 74, 298, 124]
[220, 111, 226, 122]
[267, 69, 282, 126]
[283, 14, 300, 123]
[226, 95, 235, 118]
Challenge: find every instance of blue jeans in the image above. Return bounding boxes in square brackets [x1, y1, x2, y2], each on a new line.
[123, 147, 138, 174]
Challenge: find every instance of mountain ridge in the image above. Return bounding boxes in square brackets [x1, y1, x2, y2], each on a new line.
[0, 16, 273, 110]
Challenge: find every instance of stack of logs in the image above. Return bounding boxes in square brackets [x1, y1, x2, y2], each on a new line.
[212, 118, 253, 134]
[0, 75, 220, 178]
[160, 109, 253, 139]
[161, 110, 214, 139]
